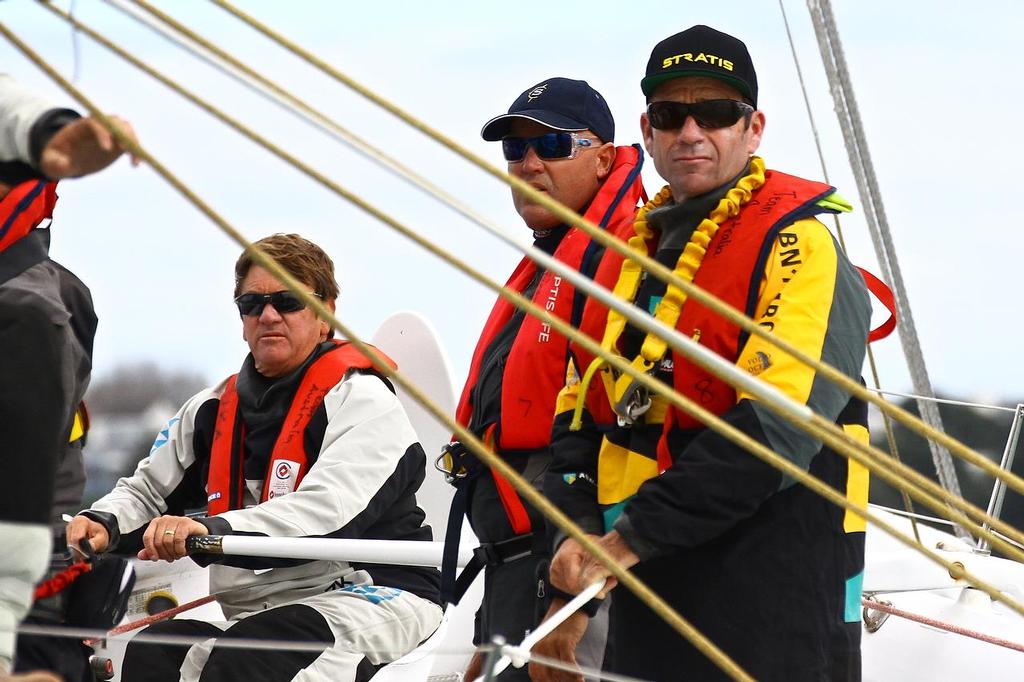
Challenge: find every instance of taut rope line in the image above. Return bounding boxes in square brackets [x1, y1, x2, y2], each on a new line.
[35, 1, 1024, 564]
[777, 0, 920, 545]
[0, 21, 753, 681]
[806, 0, 966, 540]
[861, 597, 1024, 654]
[6, 21, 1024, 678]
[202, 0, 1024, 511]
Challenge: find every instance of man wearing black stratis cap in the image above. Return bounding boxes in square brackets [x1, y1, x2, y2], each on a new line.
[443, 77, 646, 680]
[536, 26, 872, 681]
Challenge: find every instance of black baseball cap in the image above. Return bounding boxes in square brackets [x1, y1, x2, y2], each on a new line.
[480, 77, 614, 143]
[641, 25, 758, 106]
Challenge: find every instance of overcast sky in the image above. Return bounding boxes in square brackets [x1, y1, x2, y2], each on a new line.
[2, 0, 1021, 410]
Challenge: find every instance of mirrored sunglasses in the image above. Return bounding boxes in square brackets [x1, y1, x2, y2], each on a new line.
[646, 99, 754, 130]
[234, 290, 320, 317]
[501, 132, 598, 162]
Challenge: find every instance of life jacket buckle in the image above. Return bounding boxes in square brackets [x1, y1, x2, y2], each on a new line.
[612, 356, 656, 426]
[435, 441, 471, 485]
[615, 382, 652, 427]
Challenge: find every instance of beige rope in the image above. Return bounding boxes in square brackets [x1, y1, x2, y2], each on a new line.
[776, 0, 920, 543]
[0, 21, 754, 681]
[205, 0, 1024, 506]
[33, 0, 1024, 568]
[7, 18, 1024, 679]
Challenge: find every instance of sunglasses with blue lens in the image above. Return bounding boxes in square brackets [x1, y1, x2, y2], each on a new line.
[501, 132, 598, 162]
[234, 290, 321, 317]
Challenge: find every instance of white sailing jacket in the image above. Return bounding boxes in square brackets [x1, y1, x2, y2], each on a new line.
[87, 365, 440, 618]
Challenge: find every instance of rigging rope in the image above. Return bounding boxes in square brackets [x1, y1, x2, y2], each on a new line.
[28, 0, 1024, 602]
[9, 15, 1024, 679]
[777, 0, 920, 545]
[0, 22, 755, 681]
[861, 597, 1024, 654]
[37, 1, 1024, 567]
[199, 0, 1024, 523]
[12, 2, 1024, 667]
[109, 0, 1024, 556]
[805, 0, 968, 541]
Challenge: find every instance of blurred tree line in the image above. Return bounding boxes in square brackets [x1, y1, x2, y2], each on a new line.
[80, 363, 207, 506]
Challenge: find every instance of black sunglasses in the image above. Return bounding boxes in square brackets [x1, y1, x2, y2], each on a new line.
[501, 132, 597, 162]
[234, 290, 320, 317]
[646, 99, 754, 130]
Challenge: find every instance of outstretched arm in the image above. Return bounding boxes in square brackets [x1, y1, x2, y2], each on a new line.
[1, 73, 138, 189]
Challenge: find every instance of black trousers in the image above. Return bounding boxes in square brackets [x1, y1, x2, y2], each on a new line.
[119, 604, 386, 682]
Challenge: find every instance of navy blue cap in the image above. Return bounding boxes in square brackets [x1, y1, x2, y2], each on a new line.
[641, 25, 758, 106]
[481, 77, 614, 143]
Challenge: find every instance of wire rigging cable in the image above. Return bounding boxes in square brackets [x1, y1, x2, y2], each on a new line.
[7, 5, 1024, 673]
[200, 0, 1024, 515]
[24, 0, 1024, 614]
[777, 0, 920, 544]
[34, 1, 1024, 569]
[0, 22, 755, 682]
[806, 0, 966, 541]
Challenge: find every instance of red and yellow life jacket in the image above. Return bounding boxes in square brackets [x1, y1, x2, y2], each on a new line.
[452, 145, 646, 536]
[206, 341, 396, 515]
[455, 145, 647, 451]
[572, 169, 837, 461]
[0, 180, 58, 254]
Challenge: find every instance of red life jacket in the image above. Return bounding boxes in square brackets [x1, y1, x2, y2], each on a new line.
[453, 145, 646, 535]
[0, 180, 58, 254]
[206, 341, 397, 515]
[456, 145, 646, 450]
[573, 170, 837, 454]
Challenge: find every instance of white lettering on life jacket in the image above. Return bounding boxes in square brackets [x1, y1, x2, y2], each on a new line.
[538, 276, 563, 342]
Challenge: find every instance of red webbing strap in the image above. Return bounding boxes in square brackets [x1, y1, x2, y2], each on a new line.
[207, 375, 245, 516]
[656, 408, 676, 474]
[259, 342, 396, 503]
[487, 426, 532, 535]
[857, 266, 897, 342]
[33, 561, 91, 600]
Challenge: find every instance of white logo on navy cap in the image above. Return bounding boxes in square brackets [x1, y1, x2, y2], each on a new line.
[527, 84, 548, 102]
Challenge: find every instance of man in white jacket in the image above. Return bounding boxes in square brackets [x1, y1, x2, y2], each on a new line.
[67, 234, 443, 682]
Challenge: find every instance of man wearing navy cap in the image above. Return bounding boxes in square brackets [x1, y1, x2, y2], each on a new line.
[537, 26, 872, 681]
[443, 77, 646, 680]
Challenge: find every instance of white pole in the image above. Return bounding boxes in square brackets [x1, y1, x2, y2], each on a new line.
[475, 580, 607, 681]
[188, 535, 475, 569]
